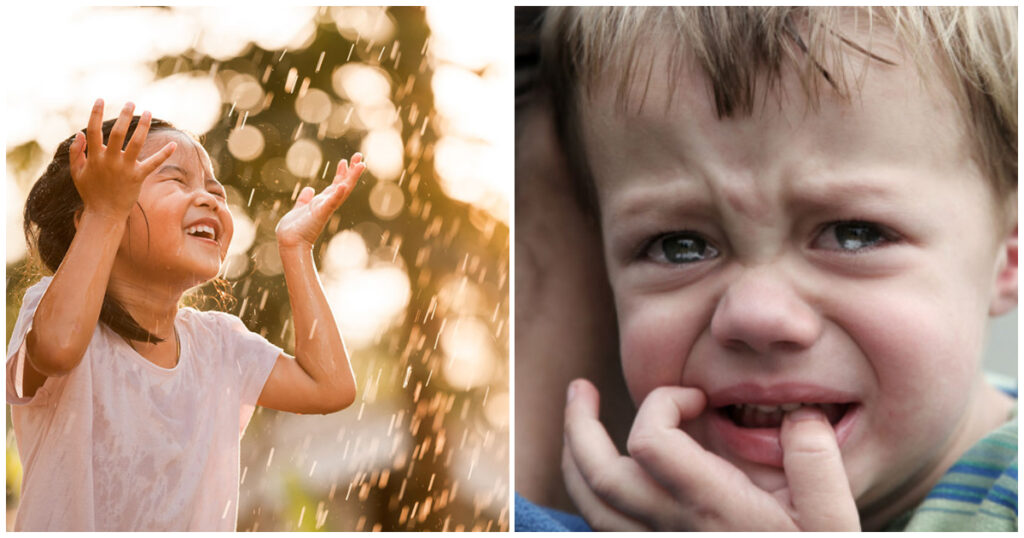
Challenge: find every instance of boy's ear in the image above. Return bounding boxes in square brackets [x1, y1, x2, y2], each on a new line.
[989, 223, 1017, 317]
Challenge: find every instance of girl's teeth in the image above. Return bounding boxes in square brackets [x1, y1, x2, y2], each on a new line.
[186, 225, 216, 239]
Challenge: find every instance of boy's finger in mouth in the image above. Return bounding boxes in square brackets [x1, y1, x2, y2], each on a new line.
[705, 383, 862, 467]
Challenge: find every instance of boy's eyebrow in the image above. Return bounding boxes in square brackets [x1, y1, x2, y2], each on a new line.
[788, 179, 900, 208]
[607, 186, 715, 223]
[607, 178, 900, 222]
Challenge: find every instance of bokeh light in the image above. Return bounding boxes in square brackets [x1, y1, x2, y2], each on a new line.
[294, 88, 333, 124]
[360, 129, 404, 181]
[425, 6, 511, 224]
[440, 317, 498, 390]
[332, 63, 392, 106]
[330, 7, 396, 44]
[285, 139, 324, 179]
[368, 181, 405, 220]
[227, 125, 266, 161]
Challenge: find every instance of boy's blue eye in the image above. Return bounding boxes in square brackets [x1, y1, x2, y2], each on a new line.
[817, 221, 893, 251]
[646, 232, 719, 264]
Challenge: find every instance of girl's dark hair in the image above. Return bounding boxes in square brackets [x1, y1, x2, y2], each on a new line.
[24, 115, 180, 344]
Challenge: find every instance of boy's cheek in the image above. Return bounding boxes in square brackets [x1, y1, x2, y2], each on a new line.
[617, 295, 710, 404]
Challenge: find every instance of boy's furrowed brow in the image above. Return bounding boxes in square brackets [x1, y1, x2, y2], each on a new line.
[606, 185, 714, 224]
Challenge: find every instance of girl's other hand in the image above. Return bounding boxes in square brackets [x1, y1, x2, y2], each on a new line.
[70, 99, 177, 221]
[276, 153, 366, 251]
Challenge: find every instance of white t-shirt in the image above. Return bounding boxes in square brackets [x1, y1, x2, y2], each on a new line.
[6, 277, 280, 531]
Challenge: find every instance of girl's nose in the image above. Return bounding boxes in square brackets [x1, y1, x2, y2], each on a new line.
[193, 189, 219, 208]
[709, 268, 821, 355]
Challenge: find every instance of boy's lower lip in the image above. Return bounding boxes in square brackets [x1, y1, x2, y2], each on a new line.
[707, 404, 861, 467]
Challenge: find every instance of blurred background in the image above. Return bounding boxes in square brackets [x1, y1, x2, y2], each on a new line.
[5, 6, 509, 531]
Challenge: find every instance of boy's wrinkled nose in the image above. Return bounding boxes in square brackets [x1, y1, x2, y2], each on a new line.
[710, 268, 821, 355]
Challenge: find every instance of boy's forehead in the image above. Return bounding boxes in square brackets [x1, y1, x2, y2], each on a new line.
[577, 31, 985, 218]
[579, 16, 911, 122]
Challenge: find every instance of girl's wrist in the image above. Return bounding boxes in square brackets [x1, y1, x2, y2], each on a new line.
[79, 207, 130, 230]
[277, 239, 315, 257]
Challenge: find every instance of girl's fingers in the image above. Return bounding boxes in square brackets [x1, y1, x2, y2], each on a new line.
[561, 443, 652, 531]
[295, 186, 316, 206]
[780, 408, 860, 531]
[106, 102, 135, 153]
[69, 132, 86, 166]
[124, 110, 152, 162]
[333, 154, 365, 186]
[86, 98, 105, 156]
[138, 141, 177, 177]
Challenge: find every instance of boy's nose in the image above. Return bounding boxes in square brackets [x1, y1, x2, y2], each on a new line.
[709, 268, 821, 355]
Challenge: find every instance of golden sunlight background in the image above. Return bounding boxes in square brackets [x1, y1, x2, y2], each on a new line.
[5, 6, 509, 531]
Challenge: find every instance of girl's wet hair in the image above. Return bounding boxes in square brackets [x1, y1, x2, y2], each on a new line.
[24, 116, 186, 343]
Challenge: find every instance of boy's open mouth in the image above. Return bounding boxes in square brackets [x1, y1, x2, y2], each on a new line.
[717, 402, 853, 428]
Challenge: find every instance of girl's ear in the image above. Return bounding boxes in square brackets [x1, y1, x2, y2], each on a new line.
[989, 223, 1018, 317]
[74, 208, 83, 230]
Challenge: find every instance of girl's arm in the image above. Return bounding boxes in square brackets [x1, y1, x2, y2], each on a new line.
[23, 100, 175, 394]
[256, 155, 364, 414]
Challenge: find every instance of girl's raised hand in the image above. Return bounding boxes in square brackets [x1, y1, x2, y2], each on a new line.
[70, 99, 178, 220]
[276, 153, 366, 250]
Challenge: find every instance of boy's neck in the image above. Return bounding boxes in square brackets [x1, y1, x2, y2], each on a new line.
[859, 377, 1014, 530]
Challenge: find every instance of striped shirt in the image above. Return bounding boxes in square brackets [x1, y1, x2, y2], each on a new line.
[886, 378, 1017, 531]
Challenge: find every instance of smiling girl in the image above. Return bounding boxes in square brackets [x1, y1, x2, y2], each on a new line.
[7, 99, 364, 531]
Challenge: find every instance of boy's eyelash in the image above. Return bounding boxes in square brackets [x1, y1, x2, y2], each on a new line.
[634, 230, 708, 260]
[814, 220, 902, 251]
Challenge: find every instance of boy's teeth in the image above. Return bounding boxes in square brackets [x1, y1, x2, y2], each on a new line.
[726, 402, 848, 428]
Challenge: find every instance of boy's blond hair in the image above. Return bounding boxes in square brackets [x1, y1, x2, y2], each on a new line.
[540, 7, 1017, 211]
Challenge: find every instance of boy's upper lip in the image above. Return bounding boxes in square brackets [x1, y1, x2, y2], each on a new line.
[706, 382, 860, 407]
[183, 216, 222, 242]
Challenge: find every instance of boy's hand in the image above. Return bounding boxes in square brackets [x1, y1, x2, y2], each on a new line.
[70, 99, 177, 220]
[276, 153, 365, 251]
[562, 380, 860, 531]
